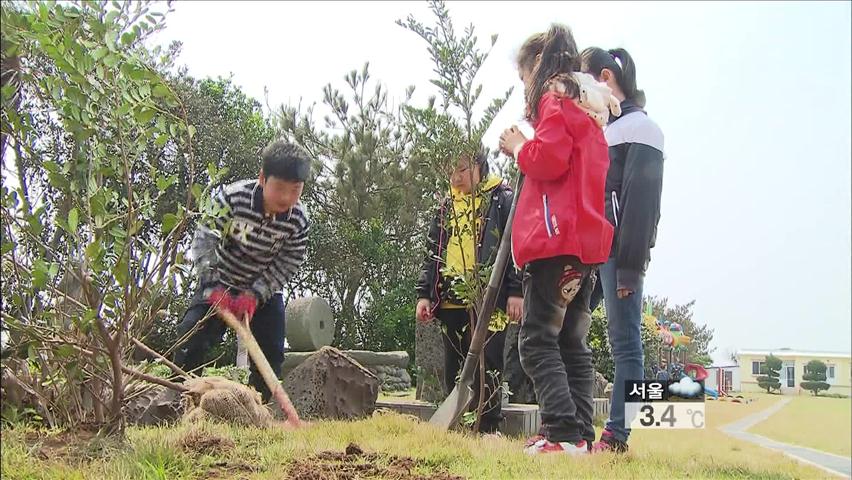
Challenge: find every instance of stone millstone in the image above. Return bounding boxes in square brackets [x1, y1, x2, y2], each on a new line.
[286, 297, 335, 352]
[284, 346, 379, 420]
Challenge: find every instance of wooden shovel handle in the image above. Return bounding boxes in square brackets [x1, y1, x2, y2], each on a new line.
[217, 309, 302, 428]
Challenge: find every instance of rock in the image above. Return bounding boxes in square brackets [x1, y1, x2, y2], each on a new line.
[344, 350, 410, 368]
[286, 297, 335, 352]
[282, 350, 413, 392]
[284, 350, 409, 371]
[503, 323, 536, 404]
[415, 320, 446, 403]
[281, 351, 315, 374]
[284, 346, 379, 420]
[126, 386, 183, 426]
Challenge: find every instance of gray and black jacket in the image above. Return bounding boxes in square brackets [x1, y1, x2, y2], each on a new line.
[604, 100, 665, 291]
[191, 179, 309, 304]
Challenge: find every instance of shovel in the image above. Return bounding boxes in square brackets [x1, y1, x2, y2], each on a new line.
[217, 309, 302, 428]
[429, 174, 525, 429]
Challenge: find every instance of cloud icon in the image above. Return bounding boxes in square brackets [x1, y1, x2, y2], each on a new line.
[668, 376, 703, 398]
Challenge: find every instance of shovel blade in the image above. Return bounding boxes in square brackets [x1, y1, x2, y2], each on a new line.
[429, 383, 475, 429]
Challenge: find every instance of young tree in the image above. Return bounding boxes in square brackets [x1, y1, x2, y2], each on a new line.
[801, 360, 831, 396]
[398, 0, 513, 431]
[1, 1, 211, 435]
[757, 354, 783, 394]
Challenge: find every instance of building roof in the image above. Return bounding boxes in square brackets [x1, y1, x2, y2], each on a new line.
[736, 349, 851, 359]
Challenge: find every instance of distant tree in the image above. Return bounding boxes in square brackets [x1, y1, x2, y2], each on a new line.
[801, 360, 831, 396]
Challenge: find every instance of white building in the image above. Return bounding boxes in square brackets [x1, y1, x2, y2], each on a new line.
[705, 364, 741, 394]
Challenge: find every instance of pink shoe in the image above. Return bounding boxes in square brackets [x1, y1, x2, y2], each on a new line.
[591, 429, 629, 454]
[524, 434, 545, 448]
[525, 438, 590, 456]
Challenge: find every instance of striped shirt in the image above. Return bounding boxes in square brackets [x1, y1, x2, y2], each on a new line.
[191, 179, 309, 303]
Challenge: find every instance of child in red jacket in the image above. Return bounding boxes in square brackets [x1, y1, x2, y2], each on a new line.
[499, 24, 614, 455]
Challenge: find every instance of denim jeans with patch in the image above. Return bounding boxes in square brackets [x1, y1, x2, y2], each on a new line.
[519, 255, 596, 444]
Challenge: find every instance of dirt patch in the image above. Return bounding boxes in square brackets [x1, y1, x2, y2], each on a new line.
[204, 459, 257, 479]
[25, 427, 115, 463]
[287, 443, 464, 480]
[177, 427, 235, 456]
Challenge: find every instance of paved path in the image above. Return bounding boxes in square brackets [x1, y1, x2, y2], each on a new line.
[721, 398, 852, 478]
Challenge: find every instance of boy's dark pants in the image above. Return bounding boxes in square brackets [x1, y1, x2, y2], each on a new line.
[174, 290, 286, 403]
[519, 255, 596, 444]
[439, 308, 506, 433]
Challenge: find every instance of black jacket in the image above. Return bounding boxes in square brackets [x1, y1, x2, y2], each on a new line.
[604, 101, 665, 291]
[415, 182, 522, 313]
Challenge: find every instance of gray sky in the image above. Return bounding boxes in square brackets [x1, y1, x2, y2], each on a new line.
[158, 1, 852, 364]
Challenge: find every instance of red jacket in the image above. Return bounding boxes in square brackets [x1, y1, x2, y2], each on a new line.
[512, 92, 614, 268]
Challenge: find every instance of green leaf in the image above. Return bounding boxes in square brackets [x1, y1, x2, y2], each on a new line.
[43, 160, 60, 174]
[110, 225, 126, 239]
[48, 263, 59, 279]
[154, 133, 168, 147]
[68, 208, 79, 231]
[28, 215, 44, 237]
[103, 54, 120, 68]
[85, 241, 102, 262]
[47, 171, 70, 190]
[115, 103, 131, 116]
[135, 107, 155, 123]
[187, 125, 196, 139]
[162, 213, 180, 233]
[156, 174, 177, 191]
[105, 10, 119, 25]
[152, 84, 170, 98]
[121, 31, 136, 45]
[92, 47, 109, 61]
[105, 30, 119, 51]
[114, 255, 128, 287]
[33, 259, 49, 289]
[1, 242, 14, 255]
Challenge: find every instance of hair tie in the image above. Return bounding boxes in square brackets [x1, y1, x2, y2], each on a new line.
[610, 53, 623, 69]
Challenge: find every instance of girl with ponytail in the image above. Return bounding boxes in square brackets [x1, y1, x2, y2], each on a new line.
[581, 46, 665, 454]
[498, 24, 617, 456]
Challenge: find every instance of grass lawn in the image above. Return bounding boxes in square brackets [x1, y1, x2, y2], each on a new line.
[1, 394, 829, 480]
[749, 393, 852, 457]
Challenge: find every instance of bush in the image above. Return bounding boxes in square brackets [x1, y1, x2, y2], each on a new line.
[757, 354, 782, 393]
[801, 360, 831, 396]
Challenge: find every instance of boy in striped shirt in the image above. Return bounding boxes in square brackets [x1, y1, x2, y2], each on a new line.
[174, 139, 311, 402]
